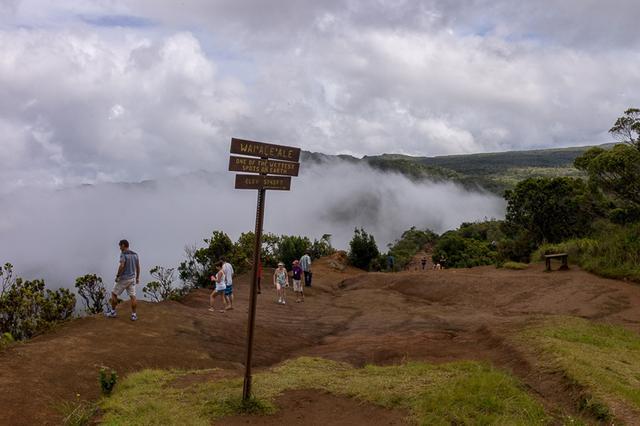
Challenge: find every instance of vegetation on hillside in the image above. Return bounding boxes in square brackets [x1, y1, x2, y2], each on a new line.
[523, 317, 640, 421]
[0, 263, 76, 341]
[387, 227, 438, 270]
[178, 231, 335, 288]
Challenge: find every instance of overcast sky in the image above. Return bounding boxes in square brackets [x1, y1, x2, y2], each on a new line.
[1, 0, 639, 193]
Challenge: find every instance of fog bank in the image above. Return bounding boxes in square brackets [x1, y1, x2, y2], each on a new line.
[0, 162, 504, 289]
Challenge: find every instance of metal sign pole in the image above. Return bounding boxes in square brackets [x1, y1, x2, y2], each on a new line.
[242, 185, 266, 401]
[230, 138, 300, 402]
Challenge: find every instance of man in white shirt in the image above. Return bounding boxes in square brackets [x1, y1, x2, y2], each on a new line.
[221, 257, 235, 310]
[300, 251, 312, 287]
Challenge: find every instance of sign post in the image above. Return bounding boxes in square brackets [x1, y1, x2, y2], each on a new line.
[229, 138, 301, 401]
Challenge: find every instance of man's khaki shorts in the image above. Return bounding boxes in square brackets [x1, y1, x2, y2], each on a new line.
[293, 279, 303, 292]
[113, 278, 136, 298]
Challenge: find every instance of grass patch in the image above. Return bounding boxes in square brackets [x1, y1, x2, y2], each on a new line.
[54, 399, 98, 426]
[524, 317, 640, 420]
[100, 357, 547, 425]
[501, 261, 529, 270]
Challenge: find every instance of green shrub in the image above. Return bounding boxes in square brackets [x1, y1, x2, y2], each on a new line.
[432, 234, 496, 268]
[143, 266, 189, 302]
[0, 332, 14, 349]
[99, 367, 118, 396]
[0, 263, 76, 340]
[348, 228, 380, 270]
[75, 274, 106, 314]
[501, 261, 529, 270]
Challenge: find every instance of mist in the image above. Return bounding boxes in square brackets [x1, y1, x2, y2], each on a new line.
[0, 161, 505, 290]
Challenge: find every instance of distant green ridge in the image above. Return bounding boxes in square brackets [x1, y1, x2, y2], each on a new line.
[302, 143, 613, 194]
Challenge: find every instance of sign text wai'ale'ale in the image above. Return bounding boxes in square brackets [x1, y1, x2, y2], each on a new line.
[229, 138, 301, 191]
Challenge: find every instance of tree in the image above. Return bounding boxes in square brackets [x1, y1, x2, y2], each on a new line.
[277, 235, 311, 267]
[609, 107, 640, 149]
[574, 108, 640, 220]
[311, 234, 336, 259]
[348, 228, 380, 270]
[75, 274, 107, 314]
[504, 177, 601, 246]
[575, 144, 640, 209]
[143, 266, 181, 302]
[180, 231, 235, 288]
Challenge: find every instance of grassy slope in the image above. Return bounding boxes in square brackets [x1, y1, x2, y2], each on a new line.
[522, 317, 640, 422]
[100, 357, 547, 425]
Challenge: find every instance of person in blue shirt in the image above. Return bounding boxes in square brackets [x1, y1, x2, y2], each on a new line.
[105, 239, 140, 321]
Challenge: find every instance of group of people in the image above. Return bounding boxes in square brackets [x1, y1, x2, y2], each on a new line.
[209, 257, 236, 313]
[273, 251, 312, 304]
[103, 239, 315, 320]
[209, 251, 313, 310]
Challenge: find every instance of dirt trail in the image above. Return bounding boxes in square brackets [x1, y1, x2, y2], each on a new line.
[2, 260, 640, 425]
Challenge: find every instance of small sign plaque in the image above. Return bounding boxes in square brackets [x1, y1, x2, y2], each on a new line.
[230, 138, 301, 162]
[235, 174, 292, 191]
[229, 156, 300, 176]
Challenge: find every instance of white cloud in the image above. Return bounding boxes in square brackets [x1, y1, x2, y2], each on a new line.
[1, 2, 639, 191]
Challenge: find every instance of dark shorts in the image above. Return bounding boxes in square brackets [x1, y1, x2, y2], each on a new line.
[224, 285, 233, 296]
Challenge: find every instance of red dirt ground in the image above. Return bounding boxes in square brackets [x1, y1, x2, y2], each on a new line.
[2, 258, 640, 425]
[221, 389, 409, 426]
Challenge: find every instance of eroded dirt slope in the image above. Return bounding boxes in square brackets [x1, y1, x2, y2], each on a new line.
[2, 259, 640, 425]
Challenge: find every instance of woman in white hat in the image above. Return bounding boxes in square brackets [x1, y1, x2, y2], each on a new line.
[273, 261, 288, 305]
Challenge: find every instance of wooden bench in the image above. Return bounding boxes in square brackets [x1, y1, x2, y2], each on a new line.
[544, 253, 569, 271]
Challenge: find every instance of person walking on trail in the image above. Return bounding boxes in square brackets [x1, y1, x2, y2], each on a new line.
[291, 260, 304, 303]
[105, 239, 140, 321]
[221, 257, 234, 310]
[209, 262, 227, 313]
[421, 257, 427, 270]
[300, 251, 312, 287]
[274, 262, 288, 305]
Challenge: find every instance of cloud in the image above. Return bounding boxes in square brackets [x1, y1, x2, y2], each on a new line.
[2, 1, 639, 192]
[0, 162, 504, 290]
[0, 28, 248, 193]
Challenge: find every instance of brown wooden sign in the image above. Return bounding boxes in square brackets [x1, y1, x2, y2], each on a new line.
[235, 174, 291, 191]
[230, 138, 301, 162]
[228, 156, 300, 177]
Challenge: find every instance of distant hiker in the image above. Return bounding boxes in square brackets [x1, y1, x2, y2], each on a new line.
[421, 257, 427, 270]
[291, 260, 304, 303]
[300, 251, 312, 287]
[274, 262, 288, 305]
[105, 239, 140, 321]
[439, 256, 447, 269]
[387, 254, 395, 272]
[209, 262, 227, 313]
[221, 257, 235, 310]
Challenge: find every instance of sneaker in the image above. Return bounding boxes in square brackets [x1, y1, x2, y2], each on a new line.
[282, 300, 286, 305]
[104, 308, 116, 318]
[130, 313, 137, 321]
[278, 298, 282, 304]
